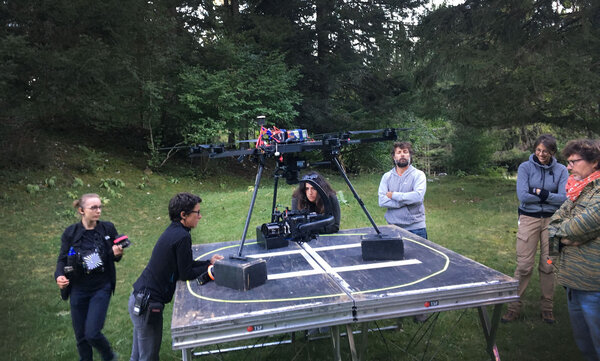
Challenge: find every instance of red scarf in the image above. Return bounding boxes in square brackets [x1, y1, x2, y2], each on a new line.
[566, 170, 600, 201]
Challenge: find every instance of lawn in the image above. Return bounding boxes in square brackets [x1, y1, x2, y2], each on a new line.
[0, 141, 584, 361]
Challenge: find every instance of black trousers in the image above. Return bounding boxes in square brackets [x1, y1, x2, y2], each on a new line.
[70, 282, 114, 361]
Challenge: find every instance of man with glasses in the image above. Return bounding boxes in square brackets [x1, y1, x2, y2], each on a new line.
[128, 192, 223, 360]
[502, 134, 569, 324]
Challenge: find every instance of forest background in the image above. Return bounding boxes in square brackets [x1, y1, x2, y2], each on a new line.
[2, 0, 598, 173]
[0, 0, 599, 360]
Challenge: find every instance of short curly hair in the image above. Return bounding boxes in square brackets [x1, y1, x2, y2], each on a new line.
[169, 192, 202, 222]
[562, 139, 600, 170]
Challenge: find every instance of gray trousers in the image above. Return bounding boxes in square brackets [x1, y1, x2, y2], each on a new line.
[128, 293, 163, 361]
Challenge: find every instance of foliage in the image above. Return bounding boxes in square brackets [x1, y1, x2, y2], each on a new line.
[414, 0, 600, 132]
[179, 42, 301, 144]
[77, 146, 106, 174]
[446, 124, 499, 175]
[71, 177, 84, 188]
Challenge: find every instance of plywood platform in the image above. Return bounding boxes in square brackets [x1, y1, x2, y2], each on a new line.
[171, 225, 518, 359]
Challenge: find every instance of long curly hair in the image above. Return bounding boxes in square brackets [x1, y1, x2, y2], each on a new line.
[292, 172, 336, 214]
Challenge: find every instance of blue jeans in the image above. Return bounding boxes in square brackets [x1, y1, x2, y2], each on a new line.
[407, 228, 428, 240]
[70, 282, 114, 361]
[129, 293, 163, 361]
[567, 288, 600, 361]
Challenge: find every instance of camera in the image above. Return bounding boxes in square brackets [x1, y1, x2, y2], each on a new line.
[113, 234, 131, 248]
[260, 209, 333, 244]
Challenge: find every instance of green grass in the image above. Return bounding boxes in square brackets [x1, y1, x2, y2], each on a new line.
[0, 140, 585, 361]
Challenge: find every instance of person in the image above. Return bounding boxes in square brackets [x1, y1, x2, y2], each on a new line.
[502, 134, 569, 324]
[378, 141, 428, 323]
[55, 193, 124, 361]
[291, 171, 341, 234]
[129, 192, 223, 361]
[548, 139, 600, 361]
[378, 141, 427, 239]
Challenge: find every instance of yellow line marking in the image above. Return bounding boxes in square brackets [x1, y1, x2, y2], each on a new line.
[186, 236, 450, 303]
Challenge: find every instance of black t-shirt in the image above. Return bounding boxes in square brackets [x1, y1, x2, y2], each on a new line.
[73, 230, 111, 291]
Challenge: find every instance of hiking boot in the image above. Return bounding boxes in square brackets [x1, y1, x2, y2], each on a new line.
[501, 310, 519, 323]
[542, 311, 555, 324]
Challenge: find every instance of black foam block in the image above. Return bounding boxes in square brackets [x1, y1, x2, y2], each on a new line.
[361, 234, 404, 261]
[256, 225, 289, 250]
[214, 257, 268, 291]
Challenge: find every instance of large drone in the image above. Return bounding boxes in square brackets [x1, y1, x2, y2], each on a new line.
[190, 116, 408, 291]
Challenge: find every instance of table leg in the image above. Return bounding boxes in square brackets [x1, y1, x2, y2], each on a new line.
[331, 325, 342, 361]
[477, 304, 503, 361]
[182, 348, 192, 361]
[346, 324, 359, 361]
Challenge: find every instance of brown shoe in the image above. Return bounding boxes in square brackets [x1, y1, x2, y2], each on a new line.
[501, 310, 519, 323]
[542, 311, 555, 324]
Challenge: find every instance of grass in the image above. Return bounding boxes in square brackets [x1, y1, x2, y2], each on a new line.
[0, 138, 585, 361]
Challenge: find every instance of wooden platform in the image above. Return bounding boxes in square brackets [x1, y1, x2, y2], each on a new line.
[171, 225, 518, 360]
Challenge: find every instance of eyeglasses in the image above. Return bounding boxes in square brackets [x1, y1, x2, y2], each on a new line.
[188, 210, 201, 216]
[87, 205, 102, 211]
[535, 148, 550, 155]
[566, 159, 584, 166]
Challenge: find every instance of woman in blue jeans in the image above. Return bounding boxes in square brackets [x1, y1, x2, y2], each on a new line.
[549, 139, 600, 361]
[55, 193, 124, 361]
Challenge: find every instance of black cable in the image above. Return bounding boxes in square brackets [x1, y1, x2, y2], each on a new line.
[373, 321, 392, 360]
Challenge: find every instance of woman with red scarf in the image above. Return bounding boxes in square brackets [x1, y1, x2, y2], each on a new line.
[549, 139, 600, 361]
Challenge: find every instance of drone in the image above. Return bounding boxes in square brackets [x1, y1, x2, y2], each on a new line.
[189, 116, 408, 291]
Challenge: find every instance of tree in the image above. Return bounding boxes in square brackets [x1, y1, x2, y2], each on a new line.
[179, 41, 301, 144]
[414, 0, 600, 133]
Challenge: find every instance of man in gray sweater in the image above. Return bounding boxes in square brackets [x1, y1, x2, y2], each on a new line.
[378, 141, 428, 239]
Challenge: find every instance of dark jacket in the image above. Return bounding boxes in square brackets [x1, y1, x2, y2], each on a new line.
[292, 193, 341, 234]
[133, 222, 211, 304]
[55, 220, 121, 295]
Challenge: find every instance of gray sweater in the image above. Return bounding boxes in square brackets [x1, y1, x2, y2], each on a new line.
[378, 165, 426, 230]
[516, 154, 568, 217]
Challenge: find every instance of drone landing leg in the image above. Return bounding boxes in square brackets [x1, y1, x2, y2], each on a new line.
[236, 158, 265, 258]
[331, 156, 381, 235]
[331, 156, 403, 260]
[212, 157, 267, 292]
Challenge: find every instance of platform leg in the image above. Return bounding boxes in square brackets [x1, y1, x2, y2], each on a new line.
[346, 324, 359, 361]
[477, 304, 502, 361]
[331, 325, 342, 361]
[182, 348, 192, 361]
[358, 322, 369, 361]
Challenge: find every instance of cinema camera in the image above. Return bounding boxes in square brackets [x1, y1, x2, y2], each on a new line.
[261, 209, 332, 244]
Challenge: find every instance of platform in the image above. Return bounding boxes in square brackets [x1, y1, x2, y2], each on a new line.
[171, 225, 518, 360]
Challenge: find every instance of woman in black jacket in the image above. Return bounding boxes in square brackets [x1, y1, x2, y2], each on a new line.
[292, 172, 341, 234]
[55, 193, 124, 361]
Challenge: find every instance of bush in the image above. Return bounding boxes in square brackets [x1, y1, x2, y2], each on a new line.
[492, 148, 529, 172]
[447, 125, 498, 175]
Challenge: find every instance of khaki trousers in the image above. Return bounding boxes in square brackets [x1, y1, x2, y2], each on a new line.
[508, 215, 555, 313]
